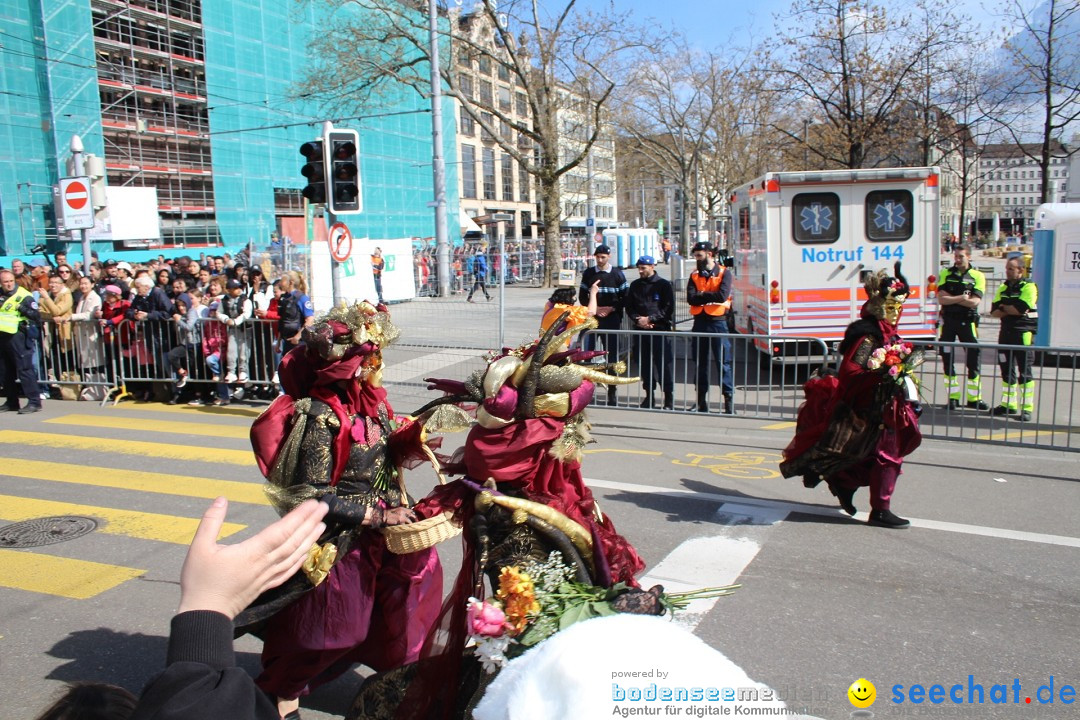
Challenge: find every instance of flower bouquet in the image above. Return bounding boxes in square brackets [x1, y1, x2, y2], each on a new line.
[466, 552, 739, 673]
[866, 341, 924, 401]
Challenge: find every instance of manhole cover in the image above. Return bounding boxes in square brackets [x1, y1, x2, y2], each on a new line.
[0, 516, 99, 548]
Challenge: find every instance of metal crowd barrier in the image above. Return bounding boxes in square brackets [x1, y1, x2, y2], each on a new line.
[901, 338, 1078, 451]
[578, 327, 832, 420]
[35, 317, 282, 405]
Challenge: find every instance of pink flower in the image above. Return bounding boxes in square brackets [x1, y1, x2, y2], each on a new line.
[468, 599, 509, 637]
[888, 365, 900, 377]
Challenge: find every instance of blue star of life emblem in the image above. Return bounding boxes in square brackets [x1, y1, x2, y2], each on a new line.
[873, 202, 907, 233]
[799, 203, 833, 235]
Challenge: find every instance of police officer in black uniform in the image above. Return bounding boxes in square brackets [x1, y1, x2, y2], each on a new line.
[937, 247, 989, 410]
[579, 244, 628, 405]
[0, 269, 44, 413]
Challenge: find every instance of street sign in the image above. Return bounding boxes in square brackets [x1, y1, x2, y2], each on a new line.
[328, 222, 353, 262]
[586, 217, 595, 229]
[58, 176, 94, 230]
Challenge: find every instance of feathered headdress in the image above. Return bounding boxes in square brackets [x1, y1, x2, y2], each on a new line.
[863, 261, 910, 320]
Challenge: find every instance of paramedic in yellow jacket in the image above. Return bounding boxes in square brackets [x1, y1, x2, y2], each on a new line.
[937, 247, 989, 411]
[990, 257, 1038, 422]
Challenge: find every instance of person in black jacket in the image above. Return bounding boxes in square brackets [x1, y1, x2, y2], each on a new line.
[626, 255, 675, 409]
[579, 245, 628, 405]
[128, 497, 329, 720]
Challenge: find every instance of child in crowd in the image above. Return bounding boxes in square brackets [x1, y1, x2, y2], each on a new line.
[216, 279, 252, 384]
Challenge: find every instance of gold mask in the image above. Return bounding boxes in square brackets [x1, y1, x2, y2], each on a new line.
[883, 296, 906, 324]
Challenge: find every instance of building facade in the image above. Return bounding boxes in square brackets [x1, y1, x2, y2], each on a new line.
[0, 0, 456, 259]
[451, 10, 536, 244]
[976, 142, 1070, 233]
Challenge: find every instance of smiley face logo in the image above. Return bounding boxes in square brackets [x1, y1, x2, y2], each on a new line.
[848, 678, 876, 708]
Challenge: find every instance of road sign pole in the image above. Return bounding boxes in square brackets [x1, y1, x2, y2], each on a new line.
[326, 209, 342, 306]
[71, 135, 92, 275]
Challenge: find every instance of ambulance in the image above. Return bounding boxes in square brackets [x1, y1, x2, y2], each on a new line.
[728, 167, 942, 363]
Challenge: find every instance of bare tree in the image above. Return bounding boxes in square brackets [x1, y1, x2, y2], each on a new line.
[770, 0, 947, 169]
[615, 43, 724, 253]
[699, 68, 787, 248]
[985, 0, 1080, 203]
[298, 0, 652, 285]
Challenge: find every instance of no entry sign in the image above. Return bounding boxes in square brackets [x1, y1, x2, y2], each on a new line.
[58, 176, 94, 230]
[328, 222, 353, 262]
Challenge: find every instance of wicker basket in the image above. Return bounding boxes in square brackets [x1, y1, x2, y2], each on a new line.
[382, 445, 462, 554]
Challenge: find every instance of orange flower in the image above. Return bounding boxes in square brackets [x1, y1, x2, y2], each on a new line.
[497, 567, 540, 635]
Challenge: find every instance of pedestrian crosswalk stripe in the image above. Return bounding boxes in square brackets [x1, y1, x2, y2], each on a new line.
[0, 495, 245, 545]
[0, 458, 268, 505]
[108, 402, 263, 418]
[0, 430, 255, 466]
[0, 549, 145, 599]
[44, 414, 250, 439]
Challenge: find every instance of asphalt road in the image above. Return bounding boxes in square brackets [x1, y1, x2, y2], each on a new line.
[1, 395, 1076, 719]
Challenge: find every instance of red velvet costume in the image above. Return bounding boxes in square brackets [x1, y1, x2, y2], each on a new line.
[238, 306, 442, 704]
[781, 270, 922, 520]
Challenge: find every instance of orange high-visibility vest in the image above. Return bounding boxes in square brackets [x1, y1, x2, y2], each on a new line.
[689, 268, 728, 316]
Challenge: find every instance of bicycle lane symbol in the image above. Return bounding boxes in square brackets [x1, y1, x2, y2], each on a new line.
[671, 451, 783, 479]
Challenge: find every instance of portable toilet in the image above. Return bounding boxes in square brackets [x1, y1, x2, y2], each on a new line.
[1031, 203, 1080, 349]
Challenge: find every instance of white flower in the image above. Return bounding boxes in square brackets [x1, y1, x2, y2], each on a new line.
[475, 634, 513, 673]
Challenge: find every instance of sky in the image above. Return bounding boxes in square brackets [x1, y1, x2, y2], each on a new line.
[587, 0, 1005, 51]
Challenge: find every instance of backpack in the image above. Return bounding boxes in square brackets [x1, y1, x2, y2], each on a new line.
[278, 291, 303, 337]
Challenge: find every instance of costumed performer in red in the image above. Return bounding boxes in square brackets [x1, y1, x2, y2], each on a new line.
[779, 263, 923, 529]
[237, 301, 442, 720]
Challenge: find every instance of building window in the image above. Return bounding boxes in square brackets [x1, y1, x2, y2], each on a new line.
[479, 80, 493, 107]
[457, 51, 471, 68]
[516, 158, 529, 201]
[497, 63, 510, 82]
[461, 145, 477, 199]
[481, 112, 494, 142]
[516, 92, 528, 116]
[521, 209, 532, 237]
[477, 55, 491, 75]
[483, 148, 496, 200]
[458, 74, 473, 100]
[498, 86, 512, 112]
[502, 154, 514, 201]
[460, 106, 475, 137]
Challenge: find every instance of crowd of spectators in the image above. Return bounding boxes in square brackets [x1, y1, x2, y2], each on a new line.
[2, 250, 314, 406]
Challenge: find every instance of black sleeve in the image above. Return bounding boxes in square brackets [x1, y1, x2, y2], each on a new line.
[129, 611, 279, 720]
[578, 268, 594, 306]
[717, 269, 733, 300]
[657, 280, 676, 326]
[19, 296, 41, 324]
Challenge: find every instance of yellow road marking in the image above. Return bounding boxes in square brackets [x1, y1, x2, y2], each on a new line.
[45, 414, 250, 439]
[0, 458, 268, 505]
[109, 402, 263, 418]
[582, 449, 664, 456]
[0, 495, 244, 545]
[760, 421, 797, 430]
[974, 429, 1074, 443]
[0, 430, 255, 466]
[0, 549, 145, 599]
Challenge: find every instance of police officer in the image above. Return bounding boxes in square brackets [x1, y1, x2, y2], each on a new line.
[990, 256, 1038, 422]
[0, 269, 44, 413]
[626, 255, 675, 410]
[580, 244, 628, 405]
[937, 247, 989, 410]
[687, 241, 734, 415]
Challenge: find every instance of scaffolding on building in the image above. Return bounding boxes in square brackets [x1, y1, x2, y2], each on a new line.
[90, 0, 220, 247]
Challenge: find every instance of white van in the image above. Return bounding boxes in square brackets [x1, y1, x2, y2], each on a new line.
[729, 167, 942, 363]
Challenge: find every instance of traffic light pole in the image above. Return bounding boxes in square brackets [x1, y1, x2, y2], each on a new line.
[427, 0, 451, 298]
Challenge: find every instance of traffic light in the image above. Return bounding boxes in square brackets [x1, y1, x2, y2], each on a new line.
[327, 129, 362, 214]
[300, 140, 326, 204]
